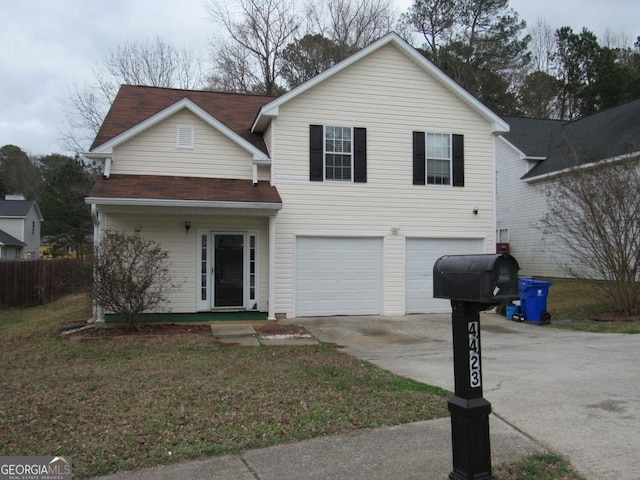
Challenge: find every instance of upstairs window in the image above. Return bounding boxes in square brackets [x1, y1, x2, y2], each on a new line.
[310, 125, 367, 183]
[325, 126, 352, 181]
[413, 131, 464, 187]
[177, 126, 195, 149]
[426, 133, 451, 185]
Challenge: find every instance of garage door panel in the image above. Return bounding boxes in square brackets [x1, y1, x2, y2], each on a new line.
[296, 237, 383, 317]
[406, 238, 484, 313]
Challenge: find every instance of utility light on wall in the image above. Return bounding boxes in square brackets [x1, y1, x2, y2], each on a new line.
[184, 221, 191, 234]
[473, 206, 479, 215]
[390, 225, 400, 235]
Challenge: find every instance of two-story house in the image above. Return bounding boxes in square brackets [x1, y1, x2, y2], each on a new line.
[85, 32, 509, 320]
[496, 98, 640, 277]
[0, 194, 43, 260]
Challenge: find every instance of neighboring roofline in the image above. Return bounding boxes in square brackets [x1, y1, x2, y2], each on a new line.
[497, 136, 546, 162]
[523, 150, 640, 183]
[90, 97, 270, 162]
[85, 196, 282, 211]
[0, 200, 43, 222]
[0, 229, 26, 247]
[251, 32, 510, 135]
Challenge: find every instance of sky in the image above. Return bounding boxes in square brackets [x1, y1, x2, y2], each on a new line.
[0, 0, 637, 157]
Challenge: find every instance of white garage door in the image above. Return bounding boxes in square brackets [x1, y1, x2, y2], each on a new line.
[296, 237, 384, 317]
[405, 238, 484, 313]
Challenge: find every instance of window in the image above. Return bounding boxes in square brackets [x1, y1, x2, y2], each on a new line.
[413, 132, 464, 187]
[32, 221, 35, 235]
[496, 229, 509, 243]
[310, 125, 367, 183]
[325, 126, 352, 181]
[177, 126, 195, 149]
[426, 133, 451, 185]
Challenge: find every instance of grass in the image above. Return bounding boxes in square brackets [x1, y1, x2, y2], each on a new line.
[0, 294, 451, 479]
[494, 453, 584, 480]
[544, 278, 640, 333]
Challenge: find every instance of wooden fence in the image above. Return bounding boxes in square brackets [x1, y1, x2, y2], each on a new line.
[0, 259, 86, 307]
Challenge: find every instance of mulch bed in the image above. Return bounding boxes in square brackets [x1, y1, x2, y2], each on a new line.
[63, 323, 212, 339]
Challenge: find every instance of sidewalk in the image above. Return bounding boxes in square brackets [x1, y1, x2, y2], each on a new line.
[93, 416, 543, 480]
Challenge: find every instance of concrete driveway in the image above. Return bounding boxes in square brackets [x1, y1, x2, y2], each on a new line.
[293, 313, 640, 480]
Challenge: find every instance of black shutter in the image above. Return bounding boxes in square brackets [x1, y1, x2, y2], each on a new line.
[353, 127, 367, 183]
[413, 131, 426, 185]
[309, 124, 323, 182]
[452, 134, 464, 187]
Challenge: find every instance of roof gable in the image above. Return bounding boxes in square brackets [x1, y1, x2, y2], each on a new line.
[0, 199, 42, 220]
[90, 86, 276, 157]
[252, 32, 509, 134]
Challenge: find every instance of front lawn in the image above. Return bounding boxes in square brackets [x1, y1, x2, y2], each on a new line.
[0, 295, 449, 478]
[545, 278, 640, 333]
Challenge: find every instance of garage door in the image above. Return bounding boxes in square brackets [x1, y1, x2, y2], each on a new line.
[296, 237, 384, 317]
[405, 238, 484, 313]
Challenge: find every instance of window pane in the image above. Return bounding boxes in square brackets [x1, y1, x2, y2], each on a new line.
[325, 126, 352, 181]
[426, 133, 451, 185]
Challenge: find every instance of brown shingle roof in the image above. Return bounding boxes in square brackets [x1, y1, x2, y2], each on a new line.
[90, 85, 276, 152]
[89, 175, 282, 205]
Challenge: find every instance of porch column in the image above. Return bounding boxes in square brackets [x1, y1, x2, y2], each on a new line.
[268, 215, 277, 320]
[91, 205, 106, 323]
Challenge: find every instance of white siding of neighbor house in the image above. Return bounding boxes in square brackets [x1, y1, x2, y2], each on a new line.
[0, 207, 41, 259]
[270, 43, 497, 317]
[111, 109, 269, 181]
[105, 213, 270, 313]
[495, 137, 570, 277]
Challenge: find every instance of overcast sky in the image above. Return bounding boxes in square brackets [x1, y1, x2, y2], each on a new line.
[0, 0, 637, 157]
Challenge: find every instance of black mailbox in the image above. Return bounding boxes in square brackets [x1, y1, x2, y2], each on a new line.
[433, 253, 519, 305]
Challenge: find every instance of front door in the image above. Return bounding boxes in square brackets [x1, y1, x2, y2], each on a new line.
[214, 234, 244, 307]
[197, 231, 259, 311]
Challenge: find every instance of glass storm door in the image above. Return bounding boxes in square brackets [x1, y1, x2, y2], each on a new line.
[198, 232, 258, 311]
[214, 234, 244, 307]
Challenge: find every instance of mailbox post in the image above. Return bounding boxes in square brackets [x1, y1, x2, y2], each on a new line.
[433, 253, 519, 480]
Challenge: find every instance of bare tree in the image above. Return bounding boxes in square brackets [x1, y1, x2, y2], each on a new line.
[205, 0, 302, 94]
[91, 231, 182, 328]
[539, 161, 640, 316]
[62, 37, 204, 153]
[306, 0, 397, 58]
[402, 0, 457, 62]
[528, 17, 555, 74]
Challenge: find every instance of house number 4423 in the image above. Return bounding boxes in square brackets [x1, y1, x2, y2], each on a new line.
[468, 321, 481, 388]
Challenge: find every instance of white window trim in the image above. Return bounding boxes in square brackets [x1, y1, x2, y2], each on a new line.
[496, 228, 510, 243]
[324, 125, 353, 182]
[177, 125, 195, 149]
[426, 132, 452, 186]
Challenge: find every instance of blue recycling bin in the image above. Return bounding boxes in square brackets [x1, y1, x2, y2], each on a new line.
[519, 278, 553, 324]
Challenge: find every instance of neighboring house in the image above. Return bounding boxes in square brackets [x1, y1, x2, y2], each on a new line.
[496, 98, 640, 277]
[85, 32, 509, 320]
[0, 194, 43, 260]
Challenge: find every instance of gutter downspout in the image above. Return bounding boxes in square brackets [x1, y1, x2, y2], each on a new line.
[90, 204, 105, 323]
[268, 215, 277, 320]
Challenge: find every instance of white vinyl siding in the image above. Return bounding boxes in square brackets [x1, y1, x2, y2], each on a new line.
[105, 213, 270, 313]
[495, 137, 567, 277]
[270, 43, 496, 317]
[112, 110, 268, 181]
